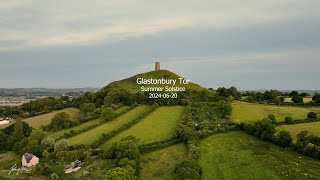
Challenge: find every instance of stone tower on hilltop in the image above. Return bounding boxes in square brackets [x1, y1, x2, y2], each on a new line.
[155, 62, 160, 71]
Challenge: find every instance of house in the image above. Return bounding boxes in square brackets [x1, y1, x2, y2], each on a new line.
[22, 153, 39, 168]
[0, 120, 10, 125]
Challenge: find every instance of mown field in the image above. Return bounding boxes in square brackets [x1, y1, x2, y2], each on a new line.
[48, 106, 130, 140]
[67, 105, 148, 145]
[199, 131, 320, 180]
[100, 106, 185, 148]
[277, 121, 320, 140]
[139, 144, 187, 180]
[231, 101, 320, 123]
[284, 97, 313, 103]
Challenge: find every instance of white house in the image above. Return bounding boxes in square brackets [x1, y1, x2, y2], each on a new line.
[22, 153, 39, 168]
[0, 120, 9, 125]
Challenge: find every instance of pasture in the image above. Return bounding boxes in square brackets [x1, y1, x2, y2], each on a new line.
[199, 131, 320, 180]
[100, 106, 185, 148]
[139, 144, 187, 180]
[277, 121, 320, 140]
[231, 101, 320, 123]
[67, 105, 148, 145]
[48, 106, 129, 139]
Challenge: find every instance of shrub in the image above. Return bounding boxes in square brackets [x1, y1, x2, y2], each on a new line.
[54, 139, 69, 152]
[307, 112, 317, 120]
[174, 159, 202, 180]
[284, 116, 293, 124]
[275, 130, 292, 147]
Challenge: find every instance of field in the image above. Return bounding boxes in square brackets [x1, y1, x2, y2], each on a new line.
[284, 97, 313, 103]
[277, 121, 320, 140]
[199, 131, 320, 180]
[100, 106, 185, 148]
[67, 105, 148, 145]
[48, 106, 129, 139]
[139, 144, 187, 180]
[231, 101, 320, 123]
[0, 152, 26, 179]
[48, 118, 105, 139]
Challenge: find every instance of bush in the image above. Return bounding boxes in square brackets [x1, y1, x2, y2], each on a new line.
[275, 130, 292, 147]
[174, 159, 202, 180]
[284, 116, 293, 124]
[307, 112, 317, 120]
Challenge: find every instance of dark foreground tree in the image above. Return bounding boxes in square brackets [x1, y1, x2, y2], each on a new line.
[13, 119, 24, 141]
[307, 112, 317, 120]
[275, 130, 293, 147]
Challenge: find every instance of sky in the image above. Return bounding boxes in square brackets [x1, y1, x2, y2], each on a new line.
[0, 0, 320, 90]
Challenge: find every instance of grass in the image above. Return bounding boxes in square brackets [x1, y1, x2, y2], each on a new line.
[100, 106, 185, 148]
[48, 118, 105, 139]
[67, 105, 149, 145]
[277, 121, 320, 140]
[231, 101, 320, 123]
[22, 108, 79, 129]
[139, 144, 187, 180]
[48, 106, 130, 140]
[0, 151, 26, 180]
[199, 131, 320, 180]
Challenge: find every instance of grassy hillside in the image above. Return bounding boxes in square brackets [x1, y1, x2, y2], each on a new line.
[277, 122, 320, 140]
[49, 106, 130, 139]
[100, 106, 185, 148]
[0, 152, 25, 179]
[67, 105, 148, 145]
[231, 101, 320, 123]
[101, 70, 206, 93]
[199, 131, 320, 180]
[139, 144, 187, 180]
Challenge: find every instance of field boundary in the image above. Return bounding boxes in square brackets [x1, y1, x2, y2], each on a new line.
[53, 105, 138, 140]
[138, 138, 181, 154]
[92, 104, 159, 148]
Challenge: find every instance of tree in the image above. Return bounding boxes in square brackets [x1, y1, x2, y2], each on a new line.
[291, 96, 303, 103]
[0, 131, 9, 150]
[174, 160, 202, 180]
[268, 114, 276, 124]
[289, 91, 299, 97]
[29, 129, 47, 143]
[273, 97, 281, 105]
[284, 116, 293, 124]
[101, 107, 115, 121]
[312, 94, 320, 105]
[13, 119, 24, 141]
[307, 112, 317, 120]
[275, 130, 292, 147]
[299, 92, 310, 97]
[48, 112, 71, 131]
[3, 121, 31, 137]
[104, 167, 135, 180]
[41, 137, 55, 151]
[80, 103, 95, 117]
[54, 139, 69, 152]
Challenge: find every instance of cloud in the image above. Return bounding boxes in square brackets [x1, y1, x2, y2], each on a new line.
[1, 0, 318, 52]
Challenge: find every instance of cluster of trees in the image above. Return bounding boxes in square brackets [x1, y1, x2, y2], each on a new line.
[238, 116, 320, 160]
[214, 86, 242, 101]
[103, 136, 140, 180]
[44, 112, 74, 131]
[243, 90, 320, 106]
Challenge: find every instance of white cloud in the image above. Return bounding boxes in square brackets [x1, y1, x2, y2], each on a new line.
[0, 0, 319, 52]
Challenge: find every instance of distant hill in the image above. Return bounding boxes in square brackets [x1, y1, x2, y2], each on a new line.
[101, 70, 207, 93]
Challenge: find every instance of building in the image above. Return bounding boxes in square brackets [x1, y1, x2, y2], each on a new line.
[22, 153, 39, 168]
[0, 120, 9, 125]
[155, 62, 160, 71]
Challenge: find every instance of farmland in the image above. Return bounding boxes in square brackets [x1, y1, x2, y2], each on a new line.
[199, 131, 320, 180]
[100, 106, 185, 148]
[48, 106, 130, 139]
[67, 105, 148, 145]
[277, 121, 320, 140]
[139, 144, 187, 180]
[231, 101, 320, 123]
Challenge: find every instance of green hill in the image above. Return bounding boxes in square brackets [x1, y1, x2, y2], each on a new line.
[101, 70, 206, 93]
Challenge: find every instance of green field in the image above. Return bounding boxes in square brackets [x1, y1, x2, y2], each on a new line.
[231, 101, 320, 123]
[277, 121, 320, 140]
[48, 106, 130, 139]
[0, 152, 25, 179]
[67, 105, 148, 145]
[199, 131, 320, 180]
[100, 106, 185, 148]
[284, 97, 313, 103]
[139, 144, 187, 180]
[48, 118, 105, 139]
